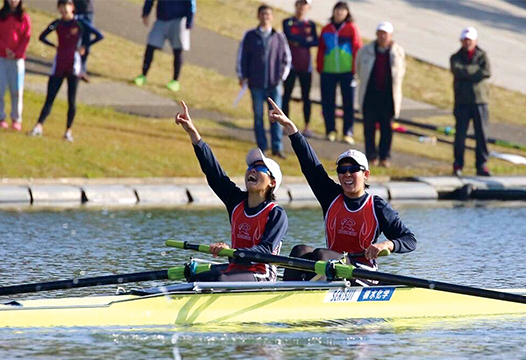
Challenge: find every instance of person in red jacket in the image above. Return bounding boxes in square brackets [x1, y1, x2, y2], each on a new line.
[0, 0, 31, 131]
[317, 1, 362, 144]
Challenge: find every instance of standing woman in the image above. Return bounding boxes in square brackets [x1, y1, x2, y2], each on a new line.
[317, 1, 362, 144]
[268, 98, 416, 285]
[0, 0, 31, 131]
[28, 0, 103, 142]
[175, 100, 288, 282]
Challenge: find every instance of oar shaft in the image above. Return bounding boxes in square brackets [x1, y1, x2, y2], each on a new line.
[0, 264, 211, 296]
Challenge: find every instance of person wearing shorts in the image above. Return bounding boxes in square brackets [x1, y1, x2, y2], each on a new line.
[134, 0, 196, 92]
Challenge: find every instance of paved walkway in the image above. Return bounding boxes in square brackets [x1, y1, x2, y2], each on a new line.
[266, 0, 526, 95]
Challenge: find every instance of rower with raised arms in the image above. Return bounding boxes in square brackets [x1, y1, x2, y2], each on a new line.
[267, 97, 416, 285]
[175, 100, 288, 282]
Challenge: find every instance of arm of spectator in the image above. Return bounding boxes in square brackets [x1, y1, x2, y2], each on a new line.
[142, 0, 154, 17]
[245, 206, 288, 254]
[450, 53, 489, 82]
[374, 196, 417, 254]
[236, 31, 249, 86]
[81, 20, 104, 47]
[39, 20, 58, 48]
[13, 13, 31, 59]
[316, 29, 325, 73]
[186, 0, 196, 29]
[308, 21, 319, 47]
[281, 33, 292, 81]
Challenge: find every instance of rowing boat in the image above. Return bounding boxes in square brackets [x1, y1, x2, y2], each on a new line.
[1, 281, 525, 328]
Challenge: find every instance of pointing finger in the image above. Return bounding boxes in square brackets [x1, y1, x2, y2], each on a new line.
[267, 97, 283, 114]
[180, 100, 189, 117]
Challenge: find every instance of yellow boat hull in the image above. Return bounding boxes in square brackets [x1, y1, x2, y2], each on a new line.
[1, 285, 525, 328]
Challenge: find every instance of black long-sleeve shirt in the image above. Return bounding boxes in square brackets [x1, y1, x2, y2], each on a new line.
[289, 132, 416, 253]
[193, 140, 288, 261]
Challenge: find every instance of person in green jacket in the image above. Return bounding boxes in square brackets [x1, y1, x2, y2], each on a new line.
[450, 26, 491, 177]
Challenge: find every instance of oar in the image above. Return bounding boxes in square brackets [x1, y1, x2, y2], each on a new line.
[0, 263, 211, 296]
[166, 240, 526, 305]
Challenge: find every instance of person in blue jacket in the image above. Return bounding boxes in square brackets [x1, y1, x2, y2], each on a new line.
[134, 0, 196, 92]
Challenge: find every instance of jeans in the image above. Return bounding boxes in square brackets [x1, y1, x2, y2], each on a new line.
[250, 85, 284, 152]
[320, 72, 355, 136]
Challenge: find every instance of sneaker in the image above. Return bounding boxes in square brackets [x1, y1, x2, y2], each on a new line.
[166, 79, 180, 92]
[28, 126, 43, 137]
[453, 165, 462, 177]
[369, 158, 379, 167]
[342, 135, 355, 145]
[272, 150, 286, 159]
[80, 73, 90, 83]
[12, 122, 22, 131]
[302, 128, 313, 138]
[134, 75, 146, 86]
[326, 131, 337, 142]
[0, 120, 7, 129]
[380, 159, 391, 168]
[476, 166, 491, 177]
[63, 132, 74, 142]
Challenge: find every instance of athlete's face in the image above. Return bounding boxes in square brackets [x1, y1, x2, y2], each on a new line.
[337, 161, 369, 198]
[245, 161, 275, 194]
[58, 3, 75, 19]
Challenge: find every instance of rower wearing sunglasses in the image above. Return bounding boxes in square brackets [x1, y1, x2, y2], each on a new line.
[175, 100, 288, 282]
[267, 97, 416, 285]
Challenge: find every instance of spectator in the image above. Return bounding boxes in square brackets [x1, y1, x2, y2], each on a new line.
[134, 0, 196, 92]
[237, 4, 291, 159]
[317, 1, 362, 144]
[73, 0, 94, 82]
[356, 21, 406, 168]
[282, 0, 318, 137]
[450, 27, 491, 177]
[0, 0, 31, 132]
[28, 0, 103, 142]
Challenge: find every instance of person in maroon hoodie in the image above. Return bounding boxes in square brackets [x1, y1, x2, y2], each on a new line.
[0, 0, 31, 131]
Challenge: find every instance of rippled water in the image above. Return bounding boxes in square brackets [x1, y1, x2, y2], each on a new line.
[1, 203, 525, 359]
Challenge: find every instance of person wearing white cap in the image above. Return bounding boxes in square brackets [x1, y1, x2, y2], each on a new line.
[450, 27, 491, 177]
[268, 98, 416, 285]
[355, 21, 406, 168]
[175, 100, 288, 282]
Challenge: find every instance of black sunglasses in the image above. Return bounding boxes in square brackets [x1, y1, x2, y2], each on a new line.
[336, 164, 365, 174]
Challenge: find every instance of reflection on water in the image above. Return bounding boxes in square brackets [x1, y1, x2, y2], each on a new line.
[1, 204, 526, 358]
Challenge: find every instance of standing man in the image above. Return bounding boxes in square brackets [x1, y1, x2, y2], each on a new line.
[356, 21, 406, 168]
[282, 0, 318, 137]
[134, 0, 196, 92]
[450, 27, 491, 177]
[237, 4, 291, 159]
[73, 0, 94, 82]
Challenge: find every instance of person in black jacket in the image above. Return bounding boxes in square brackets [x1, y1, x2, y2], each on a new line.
[237, 4, 291, 159]
[268, 97, 416, 285]
[175, 100, 288, 282]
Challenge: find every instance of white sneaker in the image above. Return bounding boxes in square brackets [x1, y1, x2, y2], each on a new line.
[28, 126, 43, 137]
[64, 131, 74, 142]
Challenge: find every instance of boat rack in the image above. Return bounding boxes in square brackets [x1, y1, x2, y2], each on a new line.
[129, 281, 354, 296]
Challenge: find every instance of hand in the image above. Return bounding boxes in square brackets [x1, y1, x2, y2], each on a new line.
[142, 15, 149, 26]
[239, 78, 247, 87]
[364, 241, 393, 260]
[79, 46, 86, 56]
[268, 97, 299, 136]
[6, 48, 15, 60]
[175, 100, 201, 144]
[209, 242, 230, 258]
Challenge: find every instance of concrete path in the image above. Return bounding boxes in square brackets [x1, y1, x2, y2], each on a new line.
[266, 0, 526, 95]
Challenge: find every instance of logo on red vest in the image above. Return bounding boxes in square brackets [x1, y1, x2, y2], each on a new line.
[237, 223, 252, 241]
[338, 218, 357, 236]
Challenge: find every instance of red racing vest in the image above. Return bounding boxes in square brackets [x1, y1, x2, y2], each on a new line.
[227, 201, 278, 275]
[325, 193, 378, 267]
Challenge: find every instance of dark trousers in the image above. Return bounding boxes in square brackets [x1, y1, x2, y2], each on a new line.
[320, 72, 354, 136]
[76, 13, 94, 74]
[143, 45, 183, 81]
[363, 92, 394, 161]
[453, 104, 489, 170]
[37, 75, 79, 129]
[282, 245, 376, 286]
[282, 69, 312, 126]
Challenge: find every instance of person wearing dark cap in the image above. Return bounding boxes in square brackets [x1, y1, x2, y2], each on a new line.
[268, 97, 416, 285]
[175, 100, 288, 282]
[450, 26, 491, 177]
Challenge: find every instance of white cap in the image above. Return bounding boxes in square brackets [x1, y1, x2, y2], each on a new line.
[335, 149, 369, 171]
[376, 21, 394, 34]
[460, 27, 477, 40]
[246, 148, 283, 192]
